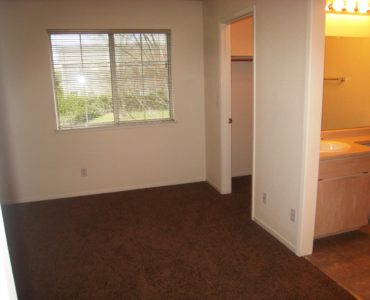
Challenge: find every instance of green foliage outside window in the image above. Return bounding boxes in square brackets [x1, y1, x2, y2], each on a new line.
[55, 75, 170, 127]
[55, 76, 113, 125]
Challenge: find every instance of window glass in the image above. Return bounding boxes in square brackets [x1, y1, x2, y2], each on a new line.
[49, 31, 172, 129]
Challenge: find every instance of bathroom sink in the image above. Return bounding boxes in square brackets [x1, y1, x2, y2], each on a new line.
[320, 140, 350, 153]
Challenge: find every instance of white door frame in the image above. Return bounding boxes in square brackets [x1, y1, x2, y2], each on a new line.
[219, 7, 255, 219]
[296, 0, 325, 256]
[219, 22, 232, 195]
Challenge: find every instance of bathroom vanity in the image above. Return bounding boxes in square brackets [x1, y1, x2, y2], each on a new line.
[315, 129, 370, 238]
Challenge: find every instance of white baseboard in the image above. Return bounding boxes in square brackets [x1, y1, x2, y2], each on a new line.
[231, 172, 252, 177]
[253, 216, 297, 254]
[206, 177, 221, 193]
[11, 177, 206, 204]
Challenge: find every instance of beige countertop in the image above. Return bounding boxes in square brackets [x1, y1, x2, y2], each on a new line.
[320, 135, 370, 160]
[320, 134, 370, 160]
[320, 127, 370, 160]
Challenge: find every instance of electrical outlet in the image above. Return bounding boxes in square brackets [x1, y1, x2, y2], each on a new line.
[262, 192, 267, 204]
[81, 168, 88, 177]
[290, 209, 296, 222]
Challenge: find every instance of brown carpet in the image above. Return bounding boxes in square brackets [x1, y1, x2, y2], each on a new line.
[2, 177, 354, 299]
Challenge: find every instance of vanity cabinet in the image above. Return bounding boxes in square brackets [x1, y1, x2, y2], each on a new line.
[315, 155, 370, 238]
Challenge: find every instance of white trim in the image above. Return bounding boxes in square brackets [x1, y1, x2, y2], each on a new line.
[231, 172, 252, 177]
[49, 30, 174, 131]
[206, 178, 222, 193]
[251, 5, 257, 222]
[219, 23, 232, 194]
[0, 206, 17, 300]
[296, 0, 325, 256]
[9, 177, 206, 204]
[253, 216, 297, 253]
[55, 119, 177, 133]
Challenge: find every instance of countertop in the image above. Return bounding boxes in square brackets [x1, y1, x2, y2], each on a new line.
[320, 134, 370, 160]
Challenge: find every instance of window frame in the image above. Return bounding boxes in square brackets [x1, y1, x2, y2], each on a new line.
[47, 29, 174, 131]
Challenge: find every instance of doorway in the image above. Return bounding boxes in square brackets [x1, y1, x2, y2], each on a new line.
[307, 8, 370, 299]
[219, 13, 255, 222]
[230, 17, 254, 187]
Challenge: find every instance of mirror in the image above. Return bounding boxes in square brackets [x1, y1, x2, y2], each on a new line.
[322, 36, 370, 130]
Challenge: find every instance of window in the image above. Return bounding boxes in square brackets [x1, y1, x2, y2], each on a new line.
[49, 30, 172, 129]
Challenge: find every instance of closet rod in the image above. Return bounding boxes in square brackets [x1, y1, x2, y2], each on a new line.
[324, 77, 349, 82]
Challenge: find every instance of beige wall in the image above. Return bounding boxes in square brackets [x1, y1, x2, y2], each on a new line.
[0, 110, 13, 203]
[0, 57, 13, 203]
[0, 50, 15, 295]
[326, 13, 370, 37]
[322, 37, 370, 130]
[253, 0, 311, 250]
[203, 0, 321, 253]
[231, 17, 253, 56]
[0, 0, 205, 203]
[0, 0, 324, 255]
[323, 13, 370, 130]
[203, 0, 251, 189]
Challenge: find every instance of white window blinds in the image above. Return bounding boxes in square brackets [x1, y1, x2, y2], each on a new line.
[49, 30, 172, 129]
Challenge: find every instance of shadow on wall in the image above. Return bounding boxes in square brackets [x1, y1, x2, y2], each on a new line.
[0, 55, 15, 203]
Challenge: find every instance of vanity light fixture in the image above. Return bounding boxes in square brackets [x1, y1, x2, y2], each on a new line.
[326, 0, 370, 14]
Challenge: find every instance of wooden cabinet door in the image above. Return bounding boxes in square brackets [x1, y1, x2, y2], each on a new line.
[315, 174, 370, 238]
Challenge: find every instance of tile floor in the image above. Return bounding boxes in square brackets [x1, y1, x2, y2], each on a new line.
[307, 225, 370, 300]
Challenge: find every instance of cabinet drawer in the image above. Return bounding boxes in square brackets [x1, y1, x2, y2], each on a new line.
[319, 155, 370, 180]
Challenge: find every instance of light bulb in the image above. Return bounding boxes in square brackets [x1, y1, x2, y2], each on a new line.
[326, 0, 333, 11]
[332, 0, 345, 11]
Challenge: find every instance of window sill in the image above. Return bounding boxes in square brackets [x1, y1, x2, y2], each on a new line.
[54, 119, 177, 134]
